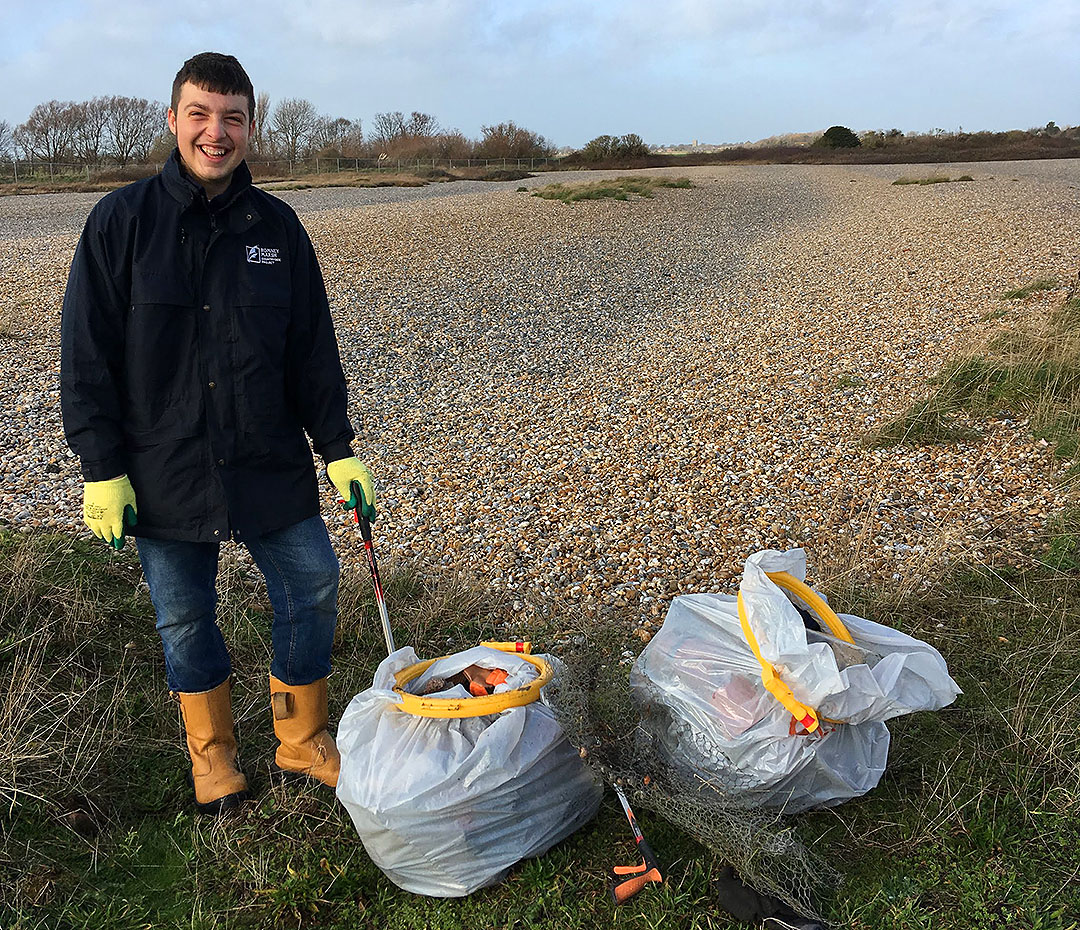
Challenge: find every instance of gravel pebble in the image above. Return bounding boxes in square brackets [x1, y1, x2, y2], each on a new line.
[2, 160, 1077, 626]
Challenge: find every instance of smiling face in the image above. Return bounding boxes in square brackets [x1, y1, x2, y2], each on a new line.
[167, 82, 253, 199]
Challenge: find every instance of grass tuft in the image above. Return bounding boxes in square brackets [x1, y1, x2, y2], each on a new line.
[479, 168, 533, 182]
[1002, 278, 1058, 300]
[869, 289, 1080, 463]
[892, 175, 974, 186]
[533, 176, 692, 204]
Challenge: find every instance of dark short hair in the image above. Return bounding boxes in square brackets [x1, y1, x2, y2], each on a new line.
[171, 52, 255, 121]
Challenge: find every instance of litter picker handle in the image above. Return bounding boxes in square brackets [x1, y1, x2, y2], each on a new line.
[610, 835, 663, 904]
[611, 784, 663, 904]
[351, 480, 396, 655]
[351, 480, 373, 540]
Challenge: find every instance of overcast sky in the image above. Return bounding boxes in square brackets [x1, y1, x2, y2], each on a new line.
[1, 0, 1076, 147]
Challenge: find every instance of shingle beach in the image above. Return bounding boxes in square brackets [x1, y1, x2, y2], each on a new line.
[2, 161, 1077, 626]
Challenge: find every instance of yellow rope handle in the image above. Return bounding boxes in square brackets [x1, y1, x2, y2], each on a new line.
[767, 572, 855, 645]
[736, 571, 855, 734]
[392, 641, 552, 718]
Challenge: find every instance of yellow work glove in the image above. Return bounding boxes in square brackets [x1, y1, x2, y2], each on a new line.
[327, 457, 376, 522]
[83, 475, 138, 550]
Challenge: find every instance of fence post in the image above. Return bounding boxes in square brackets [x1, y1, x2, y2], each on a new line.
[13, 160, 17, 183]
[315, 157, 319, 173]
[86, 164, 91, 181]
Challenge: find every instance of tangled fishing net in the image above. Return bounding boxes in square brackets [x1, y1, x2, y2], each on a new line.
[544, 634, 829, 919]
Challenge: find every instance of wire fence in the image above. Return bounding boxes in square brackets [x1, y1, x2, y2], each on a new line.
[0, 155, 559, 184]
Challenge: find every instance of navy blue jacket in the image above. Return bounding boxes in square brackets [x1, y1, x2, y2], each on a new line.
[61, 150, 355, 542]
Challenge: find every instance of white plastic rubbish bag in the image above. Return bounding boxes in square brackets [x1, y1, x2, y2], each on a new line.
[336, 644, 603, 897]
[630, 549, 961, 813]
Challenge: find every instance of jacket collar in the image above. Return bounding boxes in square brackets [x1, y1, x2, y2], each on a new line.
[161, 148, 253, 213]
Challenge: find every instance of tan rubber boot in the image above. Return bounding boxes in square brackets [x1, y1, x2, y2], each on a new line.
[177, 680, 250, 814]
[269, 675, 340, 788]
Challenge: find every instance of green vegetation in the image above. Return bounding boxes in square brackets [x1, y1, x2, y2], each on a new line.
[1002, 278, 1058, 300]
[870, 292, 1080, 464]
[0, 528, 722, 929]
[809, 560, 1080, 930]
[834, 373, 865, 390]
[814, 125, 862, 149]
[578, 133, 651, 163]
[479, 168, 533, 182]
[893, 174, 975, 186]
[2, 506, 1078, 928]
[532, 176, 692, 204]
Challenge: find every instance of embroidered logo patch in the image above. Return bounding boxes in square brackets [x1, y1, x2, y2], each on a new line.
[246, 244, 281, 265]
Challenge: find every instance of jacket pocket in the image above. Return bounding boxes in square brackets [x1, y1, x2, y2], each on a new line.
[126, 272, 203, 440]
[231, 268, 295, 432]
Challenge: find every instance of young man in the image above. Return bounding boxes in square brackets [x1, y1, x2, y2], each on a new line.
[60, 52, 375, 814]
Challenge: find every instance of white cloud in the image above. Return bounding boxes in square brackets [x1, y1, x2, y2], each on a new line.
[0, 0, 1076, 144]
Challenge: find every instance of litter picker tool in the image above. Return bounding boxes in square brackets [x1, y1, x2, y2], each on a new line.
[610, 784, 663, 904]
[349, 480, 396, 654]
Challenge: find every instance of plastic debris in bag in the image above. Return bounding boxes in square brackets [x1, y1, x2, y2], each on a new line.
[336, 642, 603, 897]
[630, 549, 961, 813]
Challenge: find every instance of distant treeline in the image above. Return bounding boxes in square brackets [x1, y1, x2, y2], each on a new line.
[566, 124, 1080, 168]
[1, 93, 1076, 172]
[0, 95, 554, 168]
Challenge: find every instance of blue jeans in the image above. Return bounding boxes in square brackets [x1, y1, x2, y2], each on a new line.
[137, 516, 340, 693]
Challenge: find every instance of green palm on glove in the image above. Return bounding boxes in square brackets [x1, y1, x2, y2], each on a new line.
[83, 475, 138, 549]
[327, 457, 376, 522]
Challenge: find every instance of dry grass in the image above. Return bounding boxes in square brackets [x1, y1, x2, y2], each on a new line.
[0, 305, 22, 339]
[0, 533, 158, 813]
[256, 171, 428, 191]
[869, 290, 1080, 464]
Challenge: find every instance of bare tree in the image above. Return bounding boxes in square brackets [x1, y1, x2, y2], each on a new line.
[370, 111, 446, 157]
[271, 97, 318, 161]
[370, 111, 406, 149]
[134, 101, 167, 162]
[104, 96, 165, 165]
[432, 130, 473, 159]
[340, 117, 363, 155]
[310, 116, 362, 155]
[71, 97, 110, 165]
[406, 111, 439, 138]
[254, 91, 271, 155]
[15, 100, 78, 163]
[476, 121, 551, 159]
[0, 120, 13, 160]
